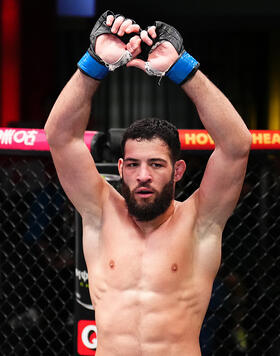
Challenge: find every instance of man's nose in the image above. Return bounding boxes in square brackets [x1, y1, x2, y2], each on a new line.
[137, 164, 152, 183]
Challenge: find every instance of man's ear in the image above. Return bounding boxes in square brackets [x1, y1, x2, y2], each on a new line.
[174, 160, 186, 182]
[118, 158, 123, 178]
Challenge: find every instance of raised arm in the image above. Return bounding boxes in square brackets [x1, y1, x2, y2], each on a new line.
[45, 71, 102, 217]
[181, 71, 251, 231]
[127, 21, 252, 232]
[44, 11, 141, 217]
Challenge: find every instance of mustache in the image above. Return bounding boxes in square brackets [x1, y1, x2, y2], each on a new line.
[121, 176, 175, 221]
[133, 183, 157, 193]
[119, 178, 154, 190]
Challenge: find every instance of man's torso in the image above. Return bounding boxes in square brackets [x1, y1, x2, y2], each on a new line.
[82, 187, 221, 355]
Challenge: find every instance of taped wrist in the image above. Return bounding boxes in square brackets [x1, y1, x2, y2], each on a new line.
[107, 50, 132, 71]
[78, 50, 133, 80]
[166, 51, 200, 85]
[78, 52, 109, 80]
[145, 62, 165, 77]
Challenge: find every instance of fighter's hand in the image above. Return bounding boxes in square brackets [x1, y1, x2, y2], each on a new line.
[127, 21, 199, 85]
[78, 10, 142, 80]
[127, 25, 179, 75]
[95, 13, 141, 67]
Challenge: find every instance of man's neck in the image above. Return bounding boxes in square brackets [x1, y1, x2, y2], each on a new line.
[132, 201, 176, 235]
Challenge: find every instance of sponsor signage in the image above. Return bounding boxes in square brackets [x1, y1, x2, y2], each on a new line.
[77, 320, 97, 355]
[1, 128, 279, 151]
[179, 130, 280, 150]
[75, 267, 94, 311]
[0, 128, 97, 151]
[1, 128, 280, 151]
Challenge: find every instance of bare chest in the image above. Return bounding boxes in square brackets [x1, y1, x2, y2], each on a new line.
[83, 214, 197, 293]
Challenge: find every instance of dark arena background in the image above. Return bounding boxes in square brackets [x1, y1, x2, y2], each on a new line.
[1, 0, 280, 355]
[1, 129, 279, 355]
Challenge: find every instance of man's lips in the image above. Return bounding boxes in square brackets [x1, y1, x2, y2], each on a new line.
[134, 187, 155, 197]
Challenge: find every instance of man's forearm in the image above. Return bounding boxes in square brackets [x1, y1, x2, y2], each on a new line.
[182, 70, 252, 155]
[45, 70, 99, 147]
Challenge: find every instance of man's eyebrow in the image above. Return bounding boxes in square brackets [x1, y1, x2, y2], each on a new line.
[123, 158, 139, 162]
[148, 158, 168, 163]
[124, 158, 168, 163]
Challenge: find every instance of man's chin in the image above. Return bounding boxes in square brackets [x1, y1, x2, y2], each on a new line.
[134, 195, 155, 204]
[122, 177, 174, 222]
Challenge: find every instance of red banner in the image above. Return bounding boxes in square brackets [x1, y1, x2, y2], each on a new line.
[0, 128, 97, 151]
[179, 130, 280, 150]
[0, 128, 279, 152]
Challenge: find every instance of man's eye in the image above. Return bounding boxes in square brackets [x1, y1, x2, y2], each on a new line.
[151, 163, 162, 168]
[126, 163, 138, 167]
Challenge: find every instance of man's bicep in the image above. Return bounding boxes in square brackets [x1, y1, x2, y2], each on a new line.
[197, 148, 248, 229]
[50, 139, 106, 215]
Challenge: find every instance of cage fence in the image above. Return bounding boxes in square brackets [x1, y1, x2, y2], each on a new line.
[0, 130, 280, 356]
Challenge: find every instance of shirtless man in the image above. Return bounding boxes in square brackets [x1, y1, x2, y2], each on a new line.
[44, 11, 252, 356]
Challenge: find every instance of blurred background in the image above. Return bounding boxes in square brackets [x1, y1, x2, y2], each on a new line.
[1, 2, 280, 355]
[1, 0, 280, 131]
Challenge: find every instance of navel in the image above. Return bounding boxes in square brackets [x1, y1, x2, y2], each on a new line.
[171, 263, 178, 272]
[109, 260, 115, 269]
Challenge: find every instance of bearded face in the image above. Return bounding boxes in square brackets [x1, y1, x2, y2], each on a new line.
[121, 171, 175, 221]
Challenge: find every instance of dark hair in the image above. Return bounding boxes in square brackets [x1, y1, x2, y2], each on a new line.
[121, 118, 181, 163]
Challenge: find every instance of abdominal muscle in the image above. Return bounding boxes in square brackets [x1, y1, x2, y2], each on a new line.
[82, 197, 218, 356]
[89, 268, 208, 356]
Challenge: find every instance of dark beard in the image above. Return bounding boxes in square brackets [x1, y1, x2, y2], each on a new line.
[121, 176, 174, 222]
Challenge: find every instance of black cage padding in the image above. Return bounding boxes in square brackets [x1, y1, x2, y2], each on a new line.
[1, 149, 280, 355]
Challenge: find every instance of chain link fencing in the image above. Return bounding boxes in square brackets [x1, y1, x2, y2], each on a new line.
[1, 148, 279, 355]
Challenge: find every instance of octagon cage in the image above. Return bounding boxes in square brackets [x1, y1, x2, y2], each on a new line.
[0, 127, 279, 355]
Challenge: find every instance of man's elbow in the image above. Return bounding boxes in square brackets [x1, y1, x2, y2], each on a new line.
[220, 130, 252, 159]
[44, 118, 61, 148]
[239, 130, 252, 157]
[231, 130, 252, 160]
[44, 121, 54, 146]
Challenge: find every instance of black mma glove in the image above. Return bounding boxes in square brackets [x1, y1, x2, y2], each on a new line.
[78, 10, 136, 80]
[145, 21, 200, 85]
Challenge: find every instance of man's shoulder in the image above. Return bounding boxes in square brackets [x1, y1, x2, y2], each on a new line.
[179, 189, 224, 240]
[103, 183, 128, 216]
[173, 189, 221, 237]
[170, 191, 199, 230]
[175, 189, 199, 213]
[81, 183, 124, 222]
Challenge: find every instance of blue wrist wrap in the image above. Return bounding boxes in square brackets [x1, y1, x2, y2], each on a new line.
[77, 52, 109, 80]
[166, 51, 199, 85]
